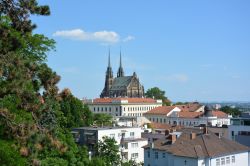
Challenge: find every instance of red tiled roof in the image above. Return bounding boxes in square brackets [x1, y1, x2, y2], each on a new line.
[150, 122, 182, 130]
[211, 110, 228, 118]
[144, 106, 177, 115]
[178, 111, 203, 118]
[176, 103, 203, 112]
[93, 97, 158, 104]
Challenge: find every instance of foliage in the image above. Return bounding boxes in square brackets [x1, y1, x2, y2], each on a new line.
[59, 88, 93, 128]
[220, 106, 241, 117]
[0, 140, 27, 166]
[93, 113, 113, 126]
[145, 87, 171, 106]
[95, 136, 120, 166]
[0, 1, 127, 165]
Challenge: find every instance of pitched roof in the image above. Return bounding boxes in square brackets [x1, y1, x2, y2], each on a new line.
[178, 111, 203, 118]
[110, 76, 133, 90]
[211, 110, 228, 118]
[92, 97, 158, 104]
[176, 103, 203, 112]
[144, 106, 177, 115]
[144, 128, 250, 158]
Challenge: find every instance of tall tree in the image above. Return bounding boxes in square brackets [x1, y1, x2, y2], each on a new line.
[95, 136, 120, 166]
[145, 87, 171, 106]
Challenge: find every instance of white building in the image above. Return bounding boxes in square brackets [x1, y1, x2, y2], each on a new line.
[86, 97, 162, 117]
[144, 128, 250, 166]
[228, 115, 250, 147]
[72, 126, 148, 163]
[144, 105, 231, 127]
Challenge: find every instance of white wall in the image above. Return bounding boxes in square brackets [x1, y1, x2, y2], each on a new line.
[210, 152, 249, 166]
[88, 103, 162, 117]
[96, 127, 147, 163]
[144, 149, 249, 166]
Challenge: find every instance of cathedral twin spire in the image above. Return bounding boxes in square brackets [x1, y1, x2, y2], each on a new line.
[107, 48, 124, 78]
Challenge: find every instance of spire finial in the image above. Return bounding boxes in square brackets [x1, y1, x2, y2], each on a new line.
[119, 47, 122, 67]
[108, 47, 111, 67]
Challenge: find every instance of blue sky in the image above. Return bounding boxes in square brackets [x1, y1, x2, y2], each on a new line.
[33, 0, 250, 102]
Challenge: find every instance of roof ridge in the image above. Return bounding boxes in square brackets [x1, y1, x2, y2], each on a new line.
[201, 134, 210, 157]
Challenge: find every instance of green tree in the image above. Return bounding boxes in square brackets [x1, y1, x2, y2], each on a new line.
[93, 113, 113, 126]
[59, 88, 93, 128]
[95, 136, 120, 166]
[220, 106, 241, 117]
[145, 87, 171, 106]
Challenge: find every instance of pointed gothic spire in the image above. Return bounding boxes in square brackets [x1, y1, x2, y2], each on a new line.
[108, 47, 111, 68]
[119, 49, 122, 68]
[117, 48, 124, 77]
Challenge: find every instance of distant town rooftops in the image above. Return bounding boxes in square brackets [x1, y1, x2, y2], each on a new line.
[144, 128, 250, 158]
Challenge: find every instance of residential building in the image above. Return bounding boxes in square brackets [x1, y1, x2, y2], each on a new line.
[228, 113, 250, 147]
[144, 105, 231, 127]
[86, 97, 162, 117]
[144, 128, 250, 166]
[72, 126, 148, 163]
[100, 51, 144, 98]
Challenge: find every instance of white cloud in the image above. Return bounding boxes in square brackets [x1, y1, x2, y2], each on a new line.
[53, 29, 120, 43]
[53, 29, 136, 44]
[123, 35, 135, 42]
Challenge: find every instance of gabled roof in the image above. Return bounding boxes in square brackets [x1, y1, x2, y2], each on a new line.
[110, 76, 133, 90]
[176, 103, 203, 112]
[144, 128, 250, 158]
[144, 106, 177, 115]
[178, 111, 203, 118]
[211, 110, 228, 118]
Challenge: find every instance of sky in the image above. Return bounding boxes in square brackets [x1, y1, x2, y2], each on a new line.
[33, 0, 250, 102]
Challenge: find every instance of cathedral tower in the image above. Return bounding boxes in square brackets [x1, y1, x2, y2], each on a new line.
[100, 49, 113, 98]
[117, 50, 124, 77]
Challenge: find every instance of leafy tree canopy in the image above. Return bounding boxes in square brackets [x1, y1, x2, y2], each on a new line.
[220, 106, 241, 117]
[145, 87, 171, 106]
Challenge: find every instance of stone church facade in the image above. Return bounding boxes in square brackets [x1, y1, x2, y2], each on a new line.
[100, 52, 144, 98]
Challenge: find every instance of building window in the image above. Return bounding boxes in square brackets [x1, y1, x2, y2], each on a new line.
[94, 107, 95, 111]
[155, 152, 158, 159]
[216, 159, 220, 166]
[162, 153, 166, 158]
[131, 153, 138, 159]
[221, 158, 225, 165]
[232, 156, 235, 163]
[147, 151, 150, 158]
[226, 157, 230, 164]
[130, 132, 135, 137]
[131, 143, 138, 148]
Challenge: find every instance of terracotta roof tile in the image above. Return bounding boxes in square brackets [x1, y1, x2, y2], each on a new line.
[211, 110, 228, 118]
[178, 111, 203, 118]
[176, 103, 203, 112]
[144, 106, 177, 115]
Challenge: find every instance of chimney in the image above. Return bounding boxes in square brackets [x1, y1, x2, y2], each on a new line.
[203, 126, 208, 134]
[190, 132, 196, 140]
[170, 134, 176, 144]
[165, 130, 170, 136]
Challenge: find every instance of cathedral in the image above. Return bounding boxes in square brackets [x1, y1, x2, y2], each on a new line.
[100, 51, 144, 98]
